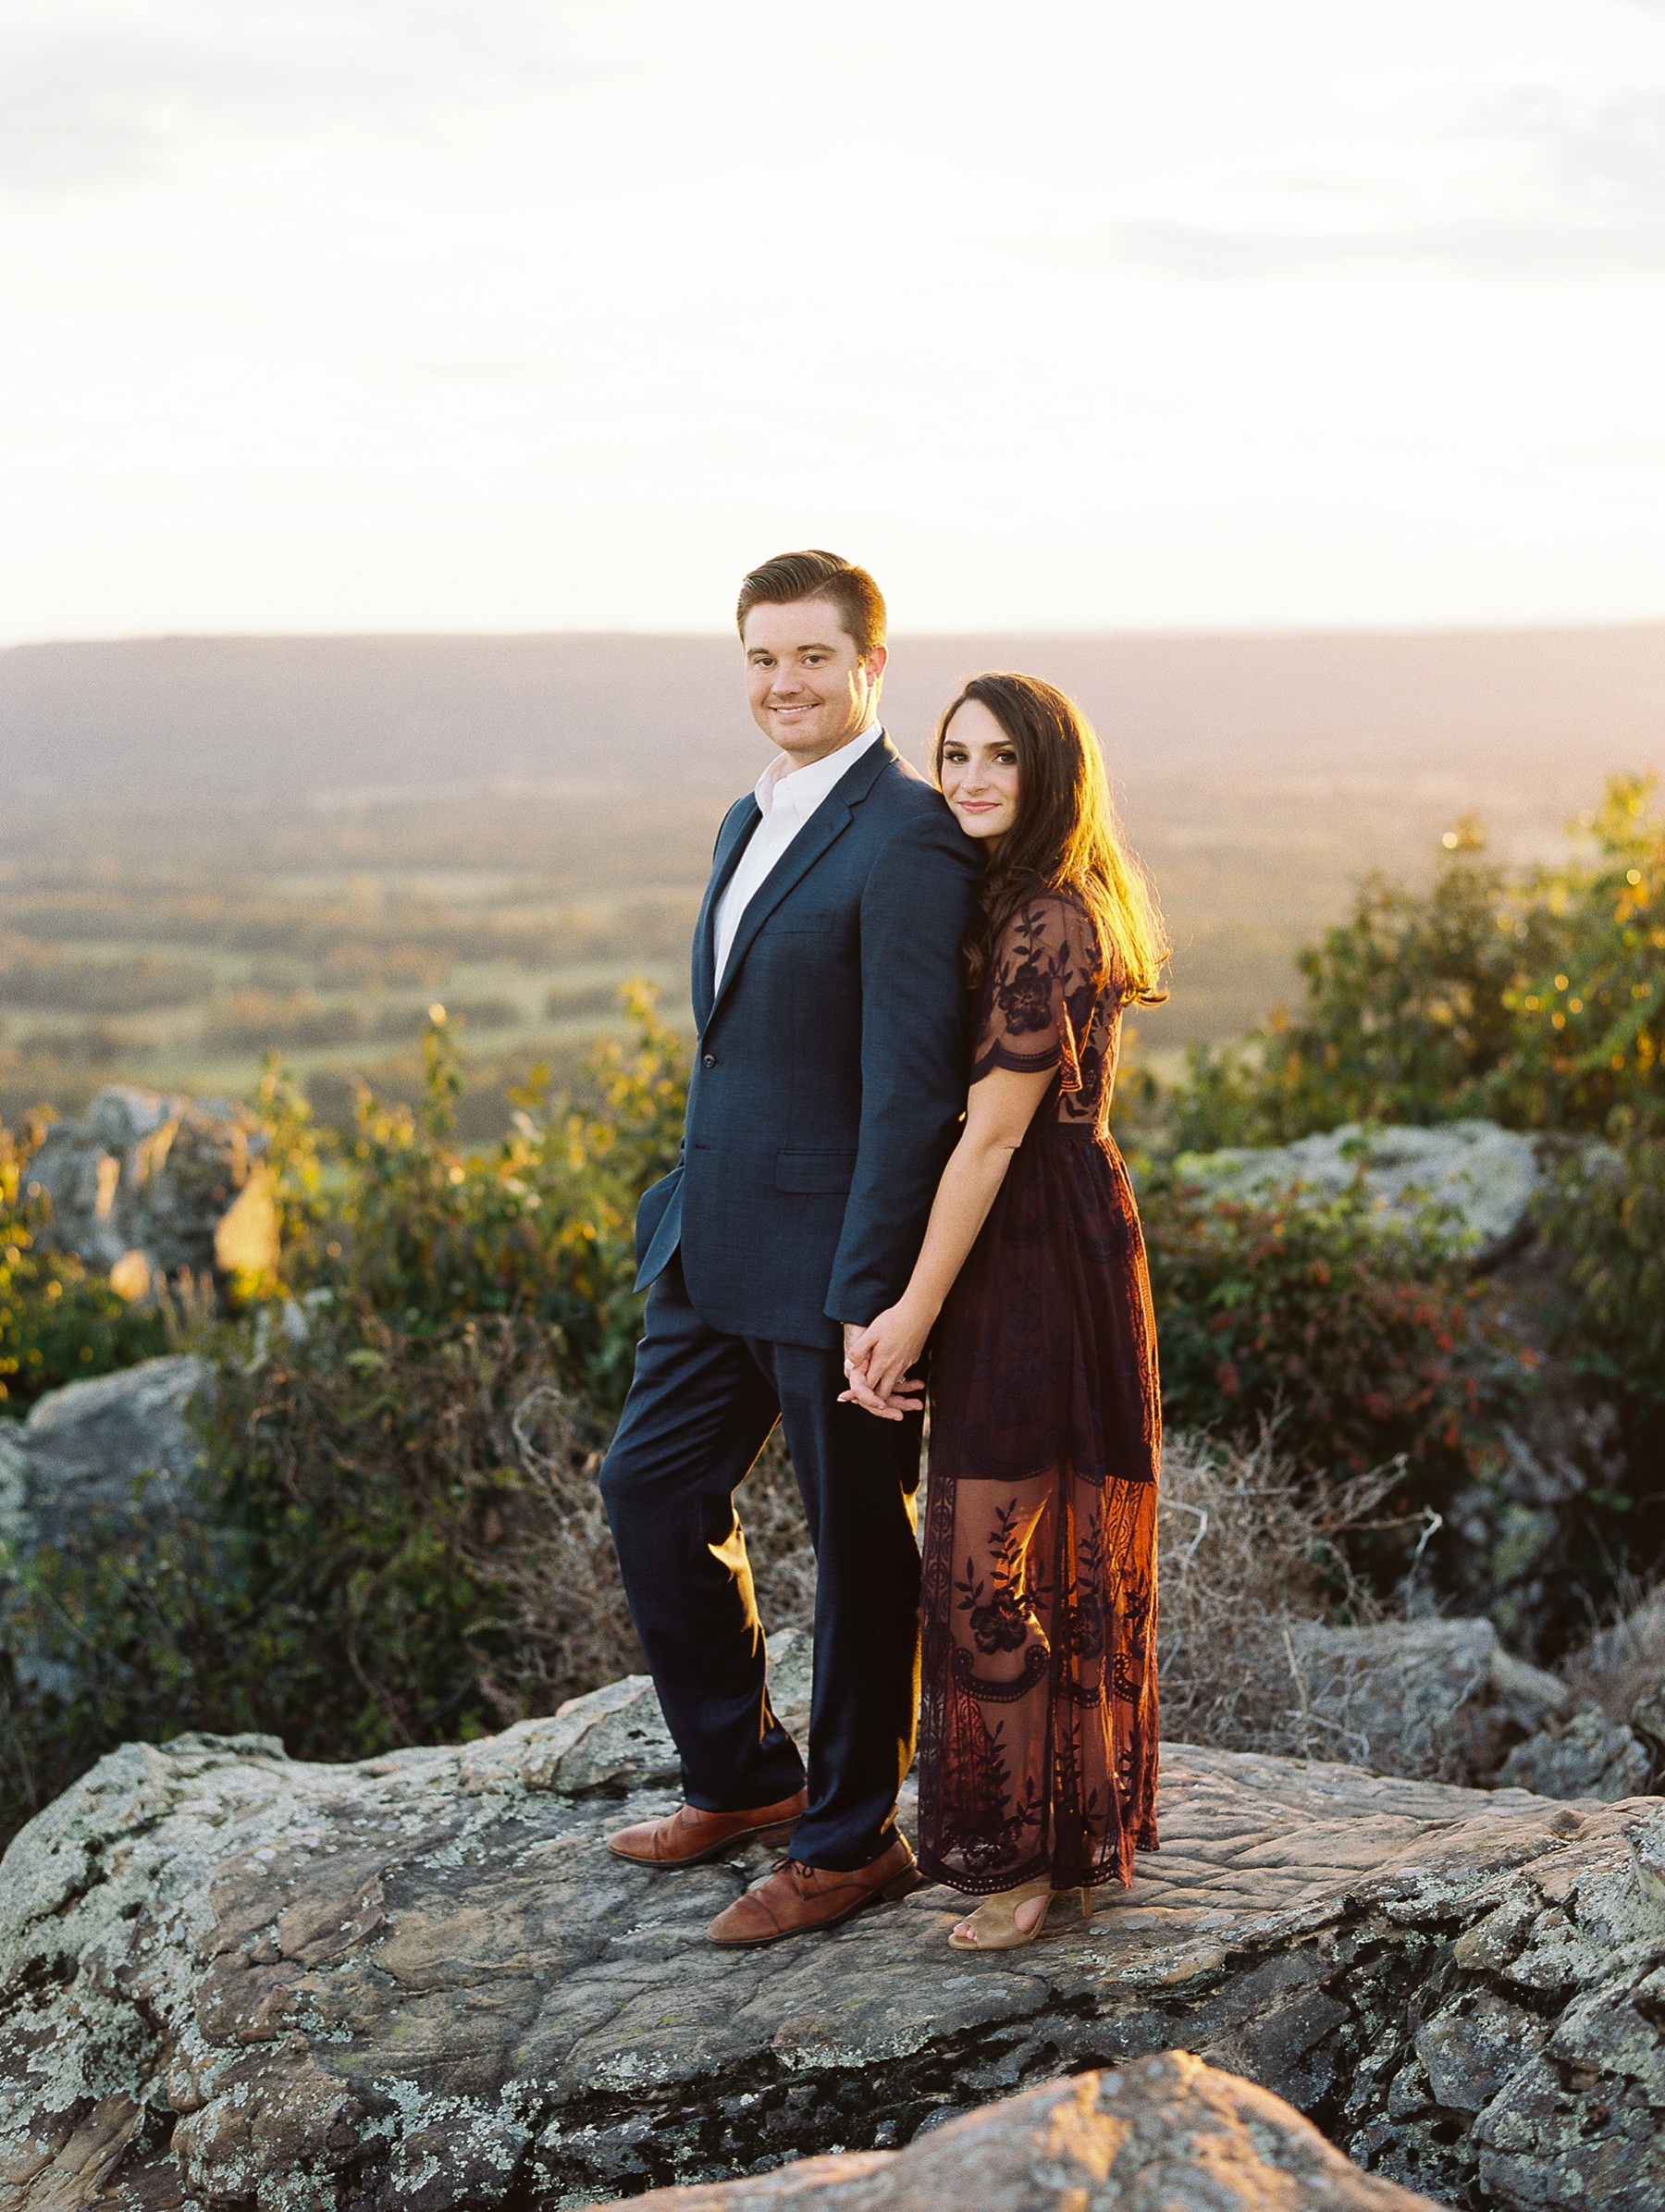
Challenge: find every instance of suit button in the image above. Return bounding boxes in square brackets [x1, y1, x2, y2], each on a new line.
[703, 1053, 717, 1068]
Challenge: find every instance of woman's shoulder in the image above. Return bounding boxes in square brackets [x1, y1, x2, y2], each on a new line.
[997, 883, 1094, 956]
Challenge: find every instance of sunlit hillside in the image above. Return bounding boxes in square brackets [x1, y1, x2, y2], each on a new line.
[4, 624, 1662, 1131]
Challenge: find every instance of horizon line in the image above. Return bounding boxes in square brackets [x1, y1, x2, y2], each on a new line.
[6, 613, 1665, 653]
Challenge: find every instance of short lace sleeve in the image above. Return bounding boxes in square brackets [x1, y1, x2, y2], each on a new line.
[970, 893, 1099, 1094]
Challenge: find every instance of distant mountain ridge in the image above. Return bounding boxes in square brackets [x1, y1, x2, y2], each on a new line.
[4, 624, 1663, 805]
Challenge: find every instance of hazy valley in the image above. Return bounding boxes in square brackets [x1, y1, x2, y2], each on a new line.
[4, 623, 1663, 1131]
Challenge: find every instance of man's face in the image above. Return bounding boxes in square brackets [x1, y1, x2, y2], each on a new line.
[742, 598, 887, 766]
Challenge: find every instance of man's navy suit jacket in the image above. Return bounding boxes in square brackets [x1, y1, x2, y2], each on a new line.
[635, 735, 982, 1350]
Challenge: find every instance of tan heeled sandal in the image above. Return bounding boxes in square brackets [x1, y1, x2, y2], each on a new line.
[946, 1876, 1093, 1951]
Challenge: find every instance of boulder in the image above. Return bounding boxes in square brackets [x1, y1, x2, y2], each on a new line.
[23, 1084, 277, 1293]
[1439, 1399, 1626, 1654]
[0, 1355, 205, 1542]
[1499, 1709, 1654, 1802]
[1172, 1120, 1634, 1658]
[1174, 1118, 1547, 1254]
[0, 1354, 207, 1695]
[1287, 1616, 1567, 1779]
[6, 1662, 1665, 2212]
[609, 2053, 1437, 2210]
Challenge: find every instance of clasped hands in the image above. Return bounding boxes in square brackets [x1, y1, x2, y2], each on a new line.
[840, 1302, 932, 1422]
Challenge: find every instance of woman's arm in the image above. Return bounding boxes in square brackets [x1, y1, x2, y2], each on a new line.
[839, 1062, 1054, 1419]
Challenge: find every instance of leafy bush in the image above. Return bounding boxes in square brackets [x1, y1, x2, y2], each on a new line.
[1536, 1123, 1665, 1458]
[1143, 1172, 1528, 1527]
[260, 982, 687, 1412]
[1172, 773, 1665, 1149]
[0, 1302, 817, 1848]
[1, 1312, 585, 1841]
[0, 1116, 166, 1415]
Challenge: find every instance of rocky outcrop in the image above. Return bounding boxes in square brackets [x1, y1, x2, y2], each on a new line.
[1173, 1119, 1550, 1255]
[6, 1651, 1665, 2212]
[612, 2053, 1438, 2209]
[23, 1085, 277, 1294]
[1289, 1616, 1567, 1780]
[0, 1356, 205, 1547]
[1171, 1119, 1637, 1657]
[0, 1355, 207, 1695]
[1501, 1710, 1654, 1802]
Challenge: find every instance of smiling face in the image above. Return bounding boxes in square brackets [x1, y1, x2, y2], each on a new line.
[742, 597, 887, 765]
[939, 696, 1021, 850]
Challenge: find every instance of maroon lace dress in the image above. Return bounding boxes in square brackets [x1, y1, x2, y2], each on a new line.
[918, 889, 1161, 1896]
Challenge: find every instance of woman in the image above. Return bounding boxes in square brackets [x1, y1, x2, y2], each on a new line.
[842, 673, 1166, 1950]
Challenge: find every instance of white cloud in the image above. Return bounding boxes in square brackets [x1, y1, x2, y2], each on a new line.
[2, 0, 1664, 636]
[0, 0, 603, 191]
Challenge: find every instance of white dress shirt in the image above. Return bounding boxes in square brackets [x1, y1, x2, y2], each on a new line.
[711, 723, 884, 989]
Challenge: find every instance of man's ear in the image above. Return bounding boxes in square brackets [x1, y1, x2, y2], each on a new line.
[865, 643, 889, 685]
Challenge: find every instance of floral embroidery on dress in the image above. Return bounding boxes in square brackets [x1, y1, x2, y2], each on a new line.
[919, 890, 1161, 1897]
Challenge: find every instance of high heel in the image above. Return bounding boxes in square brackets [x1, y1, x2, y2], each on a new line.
[946, 1875, 1054, 1951]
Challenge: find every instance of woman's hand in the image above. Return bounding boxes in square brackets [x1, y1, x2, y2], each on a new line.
[839, 1301, 933, 1421]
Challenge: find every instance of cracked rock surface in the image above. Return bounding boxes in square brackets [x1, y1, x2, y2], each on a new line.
[5, 1643, 1665, 2211]
[610, 2052, 1438, 2209]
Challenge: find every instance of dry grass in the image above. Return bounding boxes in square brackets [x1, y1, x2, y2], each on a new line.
[494, 1394, 1461, 1778]
[1557, 1580, 1665, 1732]
[487, 1390, 818, 1715]
[1155, 1432, 1397, 1760]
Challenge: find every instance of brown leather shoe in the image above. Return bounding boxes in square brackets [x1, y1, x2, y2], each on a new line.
[606, 1787, 808, 1869]
[706, 1835, 921, 1946]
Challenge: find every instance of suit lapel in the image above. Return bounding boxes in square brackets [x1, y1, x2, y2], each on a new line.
[706, 736, 898, 1025]
[694, 798, 761, 1029]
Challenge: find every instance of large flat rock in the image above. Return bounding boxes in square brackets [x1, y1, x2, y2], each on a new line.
[3, 1657, 1664, 2211]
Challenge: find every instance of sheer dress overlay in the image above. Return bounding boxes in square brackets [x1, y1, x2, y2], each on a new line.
[919, 890, 1161, 1895]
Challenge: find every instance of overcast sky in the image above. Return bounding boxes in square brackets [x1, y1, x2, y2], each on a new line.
[3, 0, 1664, 640]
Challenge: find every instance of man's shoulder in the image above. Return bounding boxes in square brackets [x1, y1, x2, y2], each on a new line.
[860, 748, 954, 824]
[861, 777, 981, 888]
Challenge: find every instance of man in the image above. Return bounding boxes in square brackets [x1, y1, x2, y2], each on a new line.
[599, 550, 980, 1946]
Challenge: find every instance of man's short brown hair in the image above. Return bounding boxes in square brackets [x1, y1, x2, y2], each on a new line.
[735, 550, 887, 660]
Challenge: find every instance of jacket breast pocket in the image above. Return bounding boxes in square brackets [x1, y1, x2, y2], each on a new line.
[774, 1150, 857, 1193]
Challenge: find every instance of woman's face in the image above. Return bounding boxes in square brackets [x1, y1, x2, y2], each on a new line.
[939, 698, 1020, 849]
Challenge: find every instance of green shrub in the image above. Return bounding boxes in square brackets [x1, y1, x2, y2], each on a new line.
[1537, 1124, 1665, 1427]
[0, 1311, 616, 1842]
[0, 1295, 821, 1851]
[1171, 773, 1665, 1148]
[0, 1116, 166, 1415]
[1143, 1173, 1528, 1528]
[259, 982, 687, 1413]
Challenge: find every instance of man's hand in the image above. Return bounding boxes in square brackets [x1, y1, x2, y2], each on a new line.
[840, 1313, 927, 1422]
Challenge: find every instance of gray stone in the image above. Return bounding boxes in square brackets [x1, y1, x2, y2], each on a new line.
[0, 1355, 207, 1697]
[24, 1083, 277, 1291]
[4, 1670, 1664, 2212]
[1286, 1615, 1567, 1777]
[0, 1355, 205, 1542]
[1630, 1681, 1665, 1760]
[1173, 1118, 1548, 1253]
[457, 1632, 812, 1799]
[1629, 1805, 1665, 1911]
[1500, 1709, 1655, 1802]
[610, 2053, 1438, 2209]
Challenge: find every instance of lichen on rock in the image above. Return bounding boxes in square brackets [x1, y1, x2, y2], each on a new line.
[5, 1657, 1665, 2210]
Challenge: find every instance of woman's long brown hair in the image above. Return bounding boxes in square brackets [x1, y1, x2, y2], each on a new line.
[934, 672, 1169, 1006]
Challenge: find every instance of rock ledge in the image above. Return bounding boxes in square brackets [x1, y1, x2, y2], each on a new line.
[4, 1662, 1664, 2210]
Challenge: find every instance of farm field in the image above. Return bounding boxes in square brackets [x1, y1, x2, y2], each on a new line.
[5, 624, 1662, 1131]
